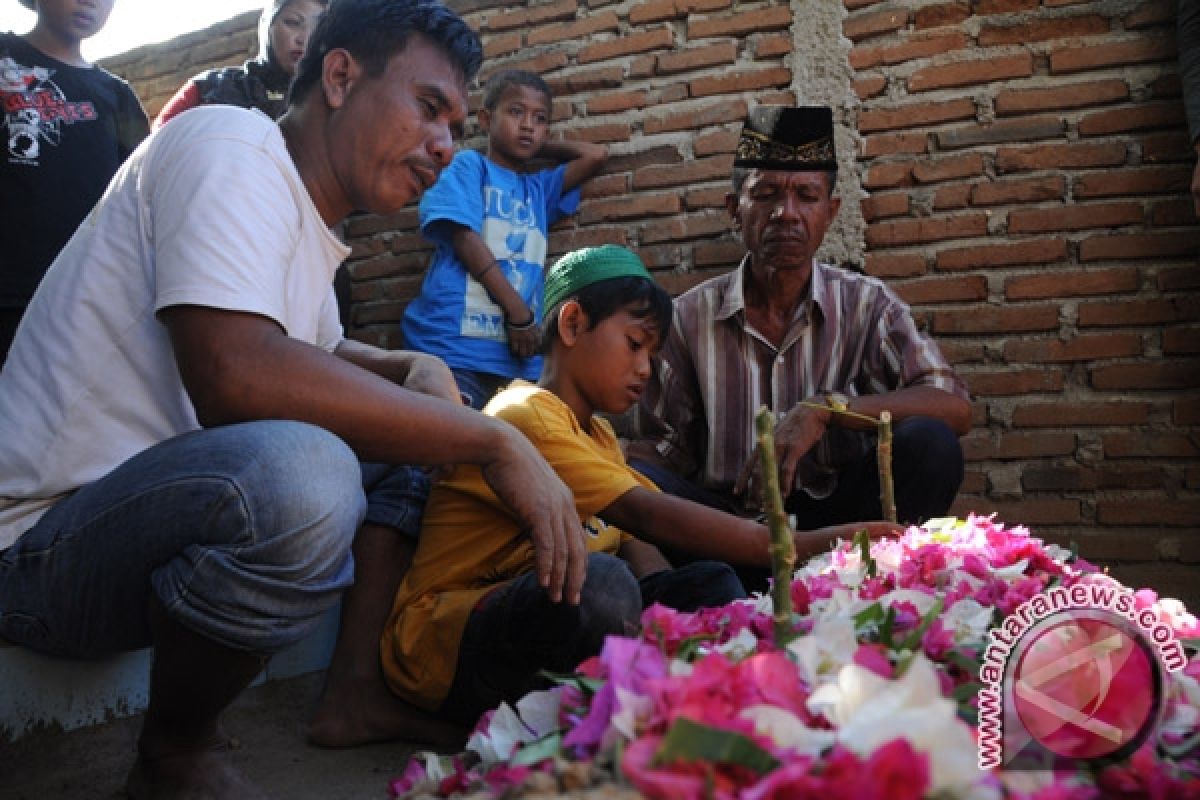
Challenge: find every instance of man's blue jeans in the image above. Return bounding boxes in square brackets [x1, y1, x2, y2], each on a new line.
[0, 420, 425, 658]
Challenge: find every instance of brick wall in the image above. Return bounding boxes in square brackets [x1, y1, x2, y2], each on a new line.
[104, 0, 1199, 604]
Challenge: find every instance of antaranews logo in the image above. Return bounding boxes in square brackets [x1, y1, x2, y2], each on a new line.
[977, 582, 1186, 770]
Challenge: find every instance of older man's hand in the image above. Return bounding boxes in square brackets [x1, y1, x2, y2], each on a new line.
[734, 399, 830, 507]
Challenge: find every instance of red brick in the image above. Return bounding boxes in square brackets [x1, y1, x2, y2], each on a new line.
[1103, 431, 1200, 458]
[865, 252, 927, 278]
[1050, 34, 1176, 74]
[1091, 361, 1200, 391]
[861, 192, 911, 221]
[855, 75, 888, 100]
[688, 6, 792, 39]
[693, 239, 745, 267]
[526, 12, 619, 46]
[606, 145, 683, 174]
[753, 33, 792, 59]
[1080, 297, 1200, 328]
[1175, 397, 1200, 426]
[566, 121, 632, 144]
[912, 153, 987, 184]
[979, 14, 1110, 46]
[547, 225, 630, 253]
[994, 79, 1128, 116]
[952, 498, 1081, 526]
[654, 267, 717, 295]
[484, 0, 577, 32]
[580, 173, 630, 200]
[1075, 166, 1191, 199]
[865, 213, 989, 247]
[970, 176, 1066, 206]
[1010, 268, 1143, 302]
[1164, 326, 1200, 355]
[1124, 0, 1172, 27]
[633, 155, 731, 190]
[908, 53, 1033, 93]
[1003, 332, 1143, 362]
[861, 132, 929, 158]
[1098, 499, 1200, 528]
[1078, 101, 1185, 137]
[690, 67, 792, 98]
[580, 27, 676, 63]
[995, 141, 1127, 173]
[845, 0, 884, 8]
[859, 98, 976, 133]
[893, 275, 988, 305]
[844, 7, 908, 41]
[864, 161, 915, 189]
[963, 368, 1065, 395]
[481, 51, 569, 83]
[483, 31, 522, 58]
[1150, 197, 1196, 227]
[586, 90, 652, 115]
[1012, 402, 1152, 428]
[932, 304, 1060, 334]
[974, 0, 1037, 10]
[933, 184, 972, 210]
[914, 2, 968, 29]
[579, 192, 682, 224]
[1079, 232, 1196, 262]
[1140, 131, 1194, 164]
[548, 66, 625, 95]
[628, 0, 731, 24]
[685, 185, 729, 210]
[344, 210, 415, 239]
[694, 126, 739, 157]
[935, 238, 1068, 271]
[1158, 267, 1200, 292]
[937, 116, 1066, 150]
[645, 98, 748, 134]
[963, 431, 1077, 460]
[939, 340, 986, 364]
[640, 211, 731, 244]
[1007, 202, 1143, 234]
[656, 41, 736, 75]
[850, 32, 970, 70]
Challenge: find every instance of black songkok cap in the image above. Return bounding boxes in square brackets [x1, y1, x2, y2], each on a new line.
[733, 106, 838, 172]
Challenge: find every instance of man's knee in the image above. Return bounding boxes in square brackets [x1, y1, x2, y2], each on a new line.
[894, 417, 964, 483]
[576, 554, 641, 642]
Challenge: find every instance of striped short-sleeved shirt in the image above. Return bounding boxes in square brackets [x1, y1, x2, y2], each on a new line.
[629, 256, 968, 509]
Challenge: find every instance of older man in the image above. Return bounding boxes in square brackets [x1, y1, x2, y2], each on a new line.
[0, 1, 586, 797]
[630, 106, 971, 556]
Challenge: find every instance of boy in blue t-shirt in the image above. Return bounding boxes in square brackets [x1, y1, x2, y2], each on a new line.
[400, 69, 607, 409]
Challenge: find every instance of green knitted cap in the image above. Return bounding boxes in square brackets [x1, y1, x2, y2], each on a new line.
[543, 245, 652, 313]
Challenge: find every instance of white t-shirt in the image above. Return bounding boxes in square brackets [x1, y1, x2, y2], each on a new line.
[0, 106, 350, 549]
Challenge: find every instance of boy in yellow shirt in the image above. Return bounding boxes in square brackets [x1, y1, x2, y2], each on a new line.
[382, 245, 890, 724]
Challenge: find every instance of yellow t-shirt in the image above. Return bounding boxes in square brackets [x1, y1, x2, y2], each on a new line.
[381, 382, 657, 710]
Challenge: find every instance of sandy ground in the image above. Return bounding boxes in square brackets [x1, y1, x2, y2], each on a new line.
[0, 672, 421, 800]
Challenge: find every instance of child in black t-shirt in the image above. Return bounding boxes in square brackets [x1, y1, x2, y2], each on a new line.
[1, 0, 149, 364]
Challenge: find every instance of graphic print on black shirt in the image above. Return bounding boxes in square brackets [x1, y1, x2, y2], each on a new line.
[1, 56, 98, 164]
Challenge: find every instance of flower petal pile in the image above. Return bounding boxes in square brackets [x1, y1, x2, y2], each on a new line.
[392, 515, 1200, 799]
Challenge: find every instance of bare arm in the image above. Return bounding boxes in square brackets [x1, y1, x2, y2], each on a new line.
[600, 486, 900, 568]
[537, 138, 608, 191]
[333, 338, 461, 403]
[617, 537, 672, 579]
[162, 306, 587, 603]
[431, 222, 540, 358]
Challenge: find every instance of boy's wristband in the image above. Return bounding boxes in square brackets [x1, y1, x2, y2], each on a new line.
[505, 312, 536, 330]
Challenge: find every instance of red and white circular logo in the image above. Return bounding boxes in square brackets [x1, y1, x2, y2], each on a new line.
[1010, 612, 1162, 761]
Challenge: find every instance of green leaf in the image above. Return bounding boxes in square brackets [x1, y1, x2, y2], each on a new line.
[511, 733, 563, 766]
[652, 718, 781, 776]
[898, 596, 944, 652]
[674, 633, 718, 663]
[853, 529, 877, 579]
[854, 601, 886, 631]
[539, 670, 604, 694]
[952, 682, 984, 702]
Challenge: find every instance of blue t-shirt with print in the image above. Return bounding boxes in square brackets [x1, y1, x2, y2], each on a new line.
[401, 150, 580, 381]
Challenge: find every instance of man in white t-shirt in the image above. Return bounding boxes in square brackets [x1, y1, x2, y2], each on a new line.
[0, 1, 589, 797]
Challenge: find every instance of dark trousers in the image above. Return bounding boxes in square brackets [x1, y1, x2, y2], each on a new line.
[439, 553, 745, 724]
[630, 416, 965, 591]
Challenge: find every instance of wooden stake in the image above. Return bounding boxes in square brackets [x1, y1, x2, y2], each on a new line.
[755, 407, 796, 648]
[877, 410, 896, 524]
